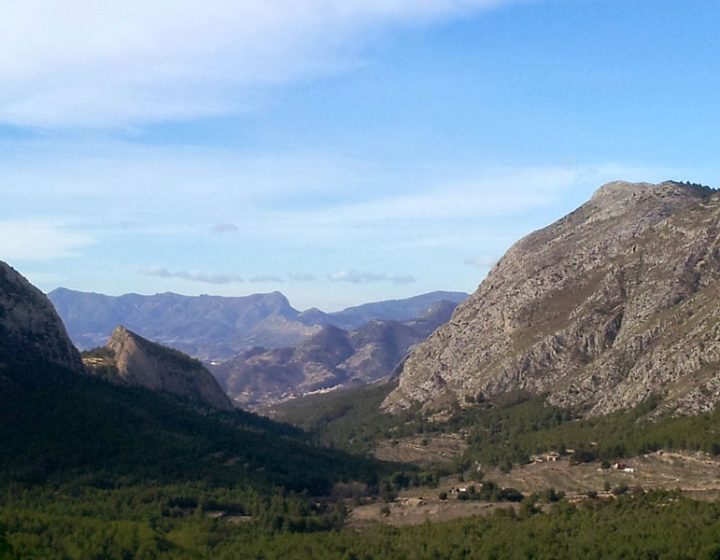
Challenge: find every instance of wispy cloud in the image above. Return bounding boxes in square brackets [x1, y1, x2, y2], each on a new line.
[141, 266, 243, 285]
[288, 273, 318, 282]
[0, 220, 94, 260]
[249, 275, 284, 283]
[329, 270, 416, 284]
[210, 223, 239, 235]
[0, 0, 516, 128]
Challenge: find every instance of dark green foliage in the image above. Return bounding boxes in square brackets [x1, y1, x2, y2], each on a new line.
[674, 180, 715, 191]
[9, 491, 720, 558]
[613, 484, 630, 496]
[538, 488, 565, 503]
[0, 351, 395, 557]
[0, 353, 387, 494]
[569, 448, 597, 465]
[273, 381, 427, 454]
[458, 394, 720, 469]
[0, 525, 12, 560]
[456, 481, 524, 503]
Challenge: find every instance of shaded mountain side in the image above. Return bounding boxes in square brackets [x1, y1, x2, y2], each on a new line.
[49, 289, 468, 362]
[0, 261, 83, 373]
[0, 262, 386, 493]
[213, 300, 460, 409]
[0, 352, 383, 493]
[84, 326, 234, 411]
[384, 181, 720, 417]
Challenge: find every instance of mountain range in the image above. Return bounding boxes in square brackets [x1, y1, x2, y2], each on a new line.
[213, 300, 459, 409]
[384, 181, 720, 417]
[49, 288, 468, 362]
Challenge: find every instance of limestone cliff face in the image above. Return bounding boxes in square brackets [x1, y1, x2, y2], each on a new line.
[0, 261, 82, 371]
[100, 326, 234, 411]
[383, 181, 720, 416]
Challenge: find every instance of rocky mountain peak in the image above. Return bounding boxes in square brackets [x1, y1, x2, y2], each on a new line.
[590, 180, 712, 206]
[0, 261, 83, 371]
[96, 325, 234, 411]
[383, 181, 720, 417]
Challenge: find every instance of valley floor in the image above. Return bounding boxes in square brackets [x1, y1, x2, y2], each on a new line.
[349, 450, 720, 527]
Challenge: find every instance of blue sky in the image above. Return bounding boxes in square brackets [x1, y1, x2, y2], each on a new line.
[2, 0, 719, 310]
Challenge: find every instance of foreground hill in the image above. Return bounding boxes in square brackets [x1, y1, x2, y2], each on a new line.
[213, 300, 459, 409]
[384, 181, 720, 416]
[49, 288, 467, 361]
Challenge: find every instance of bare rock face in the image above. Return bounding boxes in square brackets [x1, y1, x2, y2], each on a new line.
[99, 326, 234, 411]
[383, 181, 720, 417]
[0, 261, 83, 371]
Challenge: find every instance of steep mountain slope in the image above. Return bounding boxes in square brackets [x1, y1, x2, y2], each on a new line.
[49, 289, 467, 362]
[85, 326, 234, 410]
[383, 181, 720, 417]
[0, 261, 82, 372]
[214, 300, 460, 409]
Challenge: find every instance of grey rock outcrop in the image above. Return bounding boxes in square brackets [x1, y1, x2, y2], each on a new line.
[93, 326, 234, 411]
[0, 261, 83, 371]
[383, 181, 720, 417]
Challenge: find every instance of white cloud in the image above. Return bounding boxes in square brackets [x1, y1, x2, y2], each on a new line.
[329, 269, 416, 284]
[249, 275, 284, 283]
[0, 0, 516, 128]
[0, 220, 94, 260]
[261, 163, 662, 229]
[141, 266, 244, 284]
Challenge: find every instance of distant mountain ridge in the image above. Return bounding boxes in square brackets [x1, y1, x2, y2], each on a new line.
[48, 288, 467, 361]
[213, 299, 460, 409]
[296, 292, 469, 330]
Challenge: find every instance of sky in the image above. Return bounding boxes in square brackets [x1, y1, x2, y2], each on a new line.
[2, 0, 720, 311]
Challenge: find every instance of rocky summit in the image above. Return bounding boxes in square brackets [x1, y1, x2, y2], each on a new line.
[383, 181, 720, 417]
[0, 261, 83, 372]
[88, 326, 234, 411]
